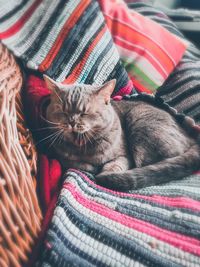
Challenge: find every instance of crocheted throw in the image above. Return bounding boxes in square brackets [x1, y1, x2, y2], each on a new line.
[39, 169, 200, 266]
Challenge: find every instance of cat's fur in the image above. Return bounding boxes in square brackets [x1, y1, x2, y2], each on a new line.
[43, 75, 200, 191]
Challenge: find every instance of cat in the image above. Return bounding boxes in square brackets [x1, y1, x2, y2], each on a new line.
[43, 75, 200, 191]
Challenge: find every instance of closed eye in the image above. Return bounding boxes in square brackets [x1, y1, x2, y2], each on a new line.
[80, 113, 89, 117]
[54, 111, 68, 118]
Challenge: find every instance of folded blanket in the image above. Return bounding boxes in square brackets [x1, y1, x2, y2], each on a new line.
[0, 0, 134, 96]
[37, 169, 200, 267]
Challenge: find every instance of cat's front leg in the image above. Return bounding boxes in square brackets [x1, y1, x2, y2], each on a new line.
[96, 157, 130, 189]
[100, 156, 130, 173]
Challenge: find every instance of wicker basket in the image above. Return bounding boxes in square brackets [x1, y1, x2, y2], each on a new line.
[0, 43, 42, 267]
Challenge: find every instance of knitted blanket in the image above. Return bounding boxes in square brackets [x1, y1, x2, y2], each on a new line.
[38, 169, 200, 266]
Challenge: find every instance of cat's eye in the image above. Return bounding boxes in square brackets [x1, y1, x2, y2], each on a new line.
[80, 113, 88, 117]
[54, 111, 68, 118]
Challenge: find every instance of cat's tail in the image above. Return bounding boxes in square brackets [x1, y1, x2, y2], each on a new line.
[96, 144, 200, 191]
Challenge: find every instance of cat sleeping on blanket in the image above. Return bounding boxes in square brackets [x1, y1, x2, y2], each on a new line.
[43, 75, 200, 191]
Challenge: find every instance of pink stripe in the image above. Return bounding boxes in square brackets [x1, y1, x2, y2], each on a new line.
[134, 195, 200, 212]
[114, 36, 168, 78]
[63, 182, 200, 255]
[69, 169, 200, 212]
[99, 0, 187, 66]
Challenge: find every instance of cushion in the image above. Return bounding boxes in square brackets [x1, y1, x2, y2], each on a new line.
[99, 0, 187, 93]
[0, 0, 134, 96]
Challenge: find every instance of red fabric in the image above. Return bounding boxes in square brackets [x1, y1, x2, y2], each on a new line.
[25, 75, 62, 213]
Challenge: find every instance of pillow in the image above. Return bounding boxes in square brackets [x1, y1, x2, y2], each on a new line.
[0, 0, 134, 96]
[98, 0, 188, 94]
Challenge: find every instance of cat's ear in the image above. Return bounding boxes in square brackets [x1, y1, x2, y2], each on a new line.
[97, 79, 116, 104]
[43, 75, 60, 92]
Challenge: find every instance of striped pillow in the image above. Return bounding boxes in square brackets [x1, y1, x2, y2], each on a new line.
[99, 0, 188, 94]
[0, 0, 134, 96]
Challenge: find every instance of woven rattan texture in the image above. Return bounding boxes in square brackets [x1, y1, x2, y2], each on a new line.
[0, 43, 42, 267]
[16, 92, 38, 186]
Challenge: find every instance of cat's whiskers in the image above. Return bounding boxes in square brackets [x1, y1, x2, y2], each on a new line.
[48, 129, 64, 149]
[35, 129, 63, 146]
[84, 132, 93, 145]
[58, 131, 64, 145]
[83, 132, 88, 153]
[31, 125, 61, 132]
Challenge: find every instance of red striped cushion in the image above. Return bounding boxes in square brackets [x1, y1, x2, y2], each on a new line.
[99, 0, 188, 94]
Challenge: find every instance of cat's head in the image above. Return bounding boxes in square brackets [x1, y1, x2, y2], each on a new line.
[44, 75, 116, 147]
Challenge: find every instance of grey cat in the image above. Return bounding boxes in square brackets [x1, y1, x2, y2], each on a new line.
[43, 75, 200, 191]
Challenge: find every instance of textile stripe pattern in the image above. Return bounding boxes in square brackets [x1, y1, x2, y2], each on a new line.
[127, 1, 200, 124]
[39, 170, 200, 267]
[0, 0, 187, 98]
[99, 0, 187, 93]
[1, 0, 199, 123]
[0, 0, 133, 96]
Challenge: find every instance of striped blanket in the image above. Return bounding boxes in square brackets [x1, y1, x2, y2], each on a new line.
[0, 0, 133, 95]
[38, 170, 200, 266]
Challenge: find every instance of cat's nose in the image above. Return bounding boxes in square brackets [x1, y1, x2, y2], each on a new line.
[70, 121, 76, 127]
[69, 117, 75, 127]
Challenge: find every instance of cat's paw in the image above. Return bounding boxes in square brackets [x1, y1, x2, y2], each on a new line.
[96, 171, 139, 191]
[102, 163, 124, 173]
[95, 171, 125, 191]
